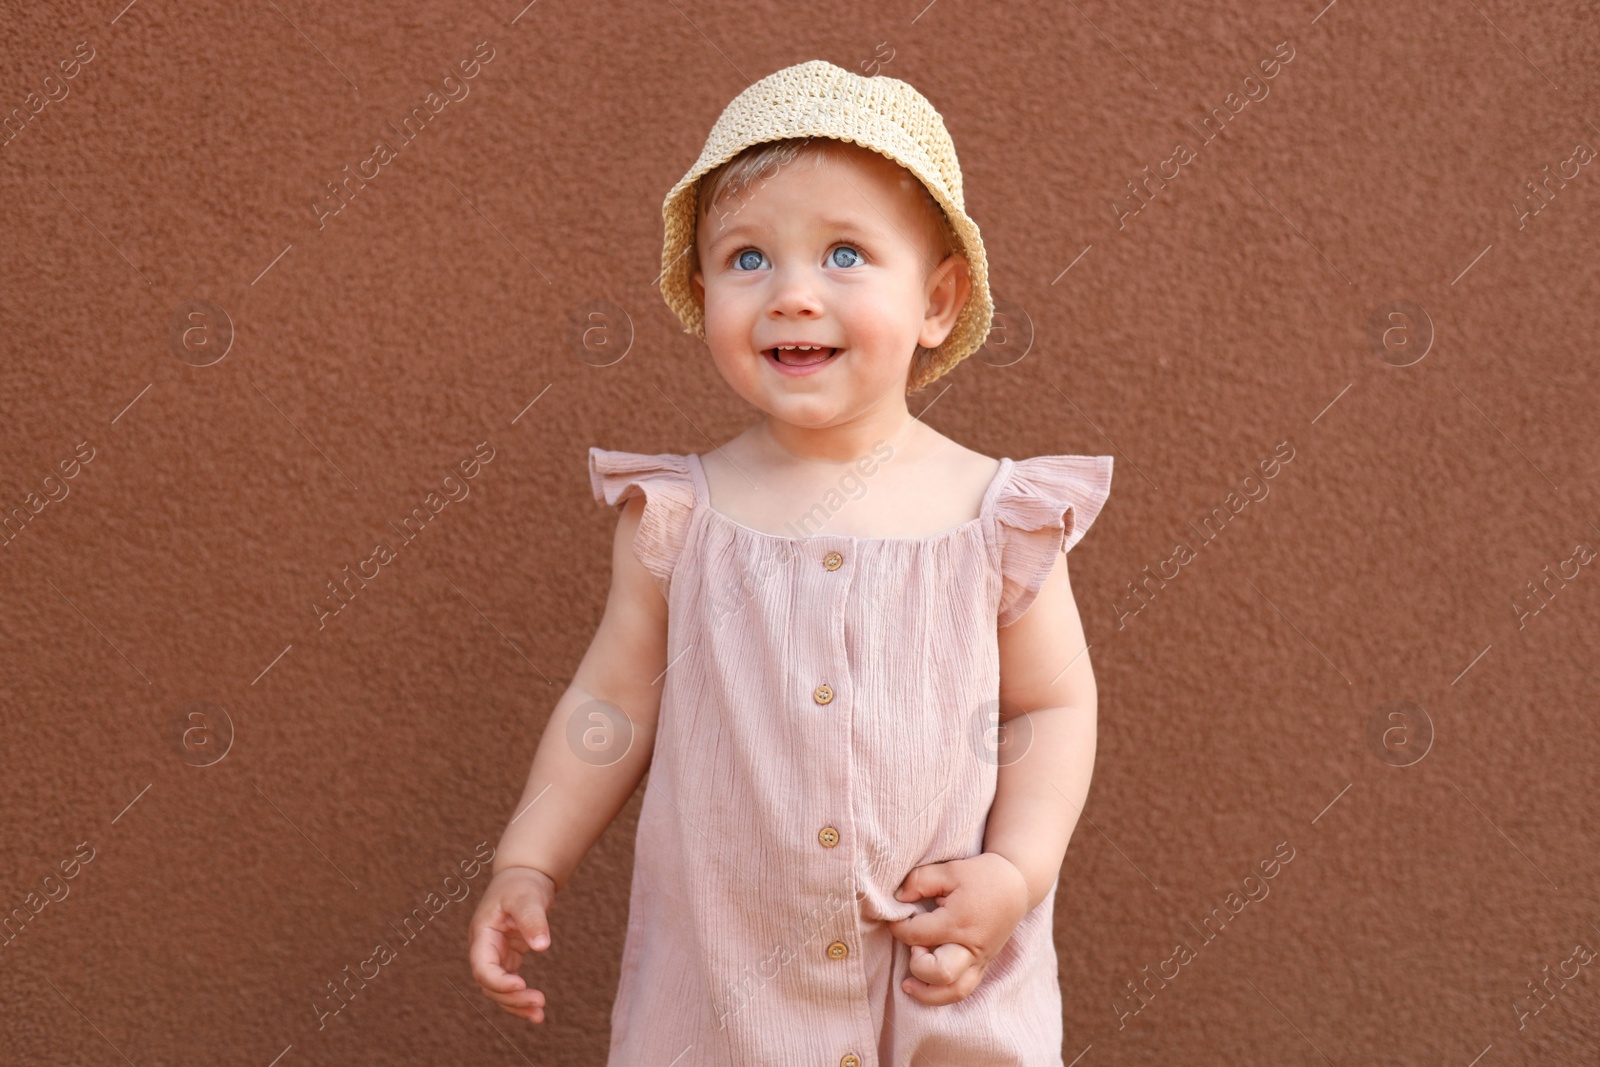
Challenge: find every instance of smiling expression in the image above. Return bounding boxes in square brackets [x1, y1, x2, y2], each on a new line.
[690, 140, 971, 427]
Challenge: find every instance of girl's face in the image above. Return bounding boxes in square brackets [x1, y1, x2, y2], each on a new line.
[690, 143, 971, 430]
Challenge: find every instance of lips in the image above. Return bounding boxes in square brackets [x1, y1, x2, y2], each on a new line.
[765, 347, 839, 367]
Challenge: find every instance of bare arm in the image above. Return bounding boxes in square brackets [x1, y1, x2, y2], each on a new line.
[984, 548, 1099, 912]
[492, 494, 670, 892]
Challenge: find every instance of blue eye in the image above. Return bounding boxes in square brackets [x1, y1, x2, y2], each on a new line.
[727, 245, 862, 270]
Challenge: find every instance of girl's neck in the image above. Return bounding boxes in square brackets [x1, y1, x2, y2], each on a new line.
[753, 408, 928, 468]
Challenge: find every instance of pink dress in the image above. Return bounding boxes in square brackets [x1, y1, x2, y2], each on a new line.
[588, 447, 1113, 1067]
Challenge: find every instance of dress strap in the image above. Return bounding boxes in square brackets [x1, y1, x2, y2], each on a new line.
[588, 448, 698, 600]
[686, 452, 712, 511]
[993, 454, 1114, 627]
[980, 457, 1016, 519]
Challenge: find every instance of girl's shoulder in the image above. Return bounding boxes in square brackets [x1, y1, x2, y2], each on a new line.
[992, 451, 1116, 627]
[587, 446, 696, 501]
[997, 452, 1115, 530]
[587, 447, 699, 599]
[898, 437, 1113, 548]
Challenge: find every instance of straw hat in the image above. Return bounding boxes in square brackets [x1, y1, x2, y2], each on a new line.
[659, 59, 993, 392]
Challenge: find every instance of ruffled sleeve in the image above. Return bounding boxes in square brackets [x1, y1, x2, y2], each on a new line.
[587, 448, 697, 600]
[994, 454, 1114, 627]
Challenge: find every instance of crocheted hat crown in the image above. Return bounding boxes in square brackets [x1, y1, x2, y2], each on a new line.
[659, 59, 993, 391]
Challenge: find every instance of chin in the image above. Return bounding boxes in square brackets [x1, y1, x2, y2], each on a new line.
[757, 391, 849, 424]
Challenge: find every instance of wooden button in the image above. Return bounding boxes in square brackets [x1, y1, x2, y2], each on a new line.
[841, 1056, 861, 1067]
[826, 940, 849, 960]
[818, 826, 839, 847]
[823, 551, 843, 571]
[813, 684, 833, 705]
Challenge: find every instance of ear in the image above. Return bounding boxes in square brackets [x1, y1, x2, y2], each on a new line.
[691, 267, 705, 302]
[918, 253, 971, 350]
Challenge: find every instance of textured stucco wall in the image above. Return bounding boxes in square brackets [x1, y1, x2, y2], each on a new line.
[2, 1, 1597, 1064]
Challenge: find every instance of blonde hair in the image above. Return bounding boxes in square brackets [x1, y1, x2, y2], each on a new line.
[693, 137, 960, 394]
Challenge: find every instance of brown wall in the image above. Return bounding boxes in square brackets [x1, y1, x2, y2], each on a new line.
[3, 1, 1597, 1063]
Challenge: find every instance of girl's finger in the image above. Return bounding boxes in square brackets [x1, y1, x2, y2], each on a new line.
[895, 862, 955, 903]
[506, 898, 552, 953]
[902, 955, 988, 1005]
[887, 907, 958, 946]
[915, 940, 972, 985]
[469, 926, 525, 992]
[486, 986, 546, 1014]
[931, 941, 977, 981]
[901, 970, 967, 1006]
[908, 941, 976, 985]
[906, 944, 940, 984]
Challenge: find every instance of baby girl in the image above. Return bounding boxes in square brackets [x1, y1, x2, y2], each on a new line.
[469, 59, 1113, 1066]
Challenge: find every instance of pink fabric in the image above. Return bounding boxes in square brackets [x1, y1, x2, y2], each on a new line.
[588, 447, 1113, 1067]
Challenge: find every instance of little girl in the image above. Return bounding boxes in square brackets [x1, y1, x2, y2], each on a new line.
[468, 59, 1113, 1066]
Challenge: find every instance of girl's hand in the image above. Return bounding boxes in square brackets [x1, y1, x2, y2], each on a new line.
[887, 852, 1031, 1005]
[467, 866, 557, 1023]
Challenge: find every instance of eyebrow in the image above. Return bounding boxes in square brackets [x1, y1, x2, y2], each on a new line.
[703, 217, 879, 253]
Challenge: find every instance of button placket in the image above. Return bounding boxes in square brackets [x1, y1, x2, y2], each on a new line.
[806, 538, 871, 1059]
[813, 546, 841, 705]
[819, 543, 844, 857]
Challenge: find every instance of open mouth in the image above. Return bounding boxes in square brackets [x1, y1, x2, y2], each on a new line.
[765, 346, 840, 368]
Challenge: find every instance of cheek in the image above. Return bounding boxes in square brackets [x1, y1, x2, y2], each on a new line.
[701, 278, 751, 328]
[701, 309, 761, 384]
[836, 291, 916, 355]
[703, 296, 750, 355]
[842, 275, 922, 332]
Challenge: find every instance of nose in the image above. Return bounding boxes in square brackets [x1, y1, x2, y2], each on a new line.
[765, 260, 824, 319]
